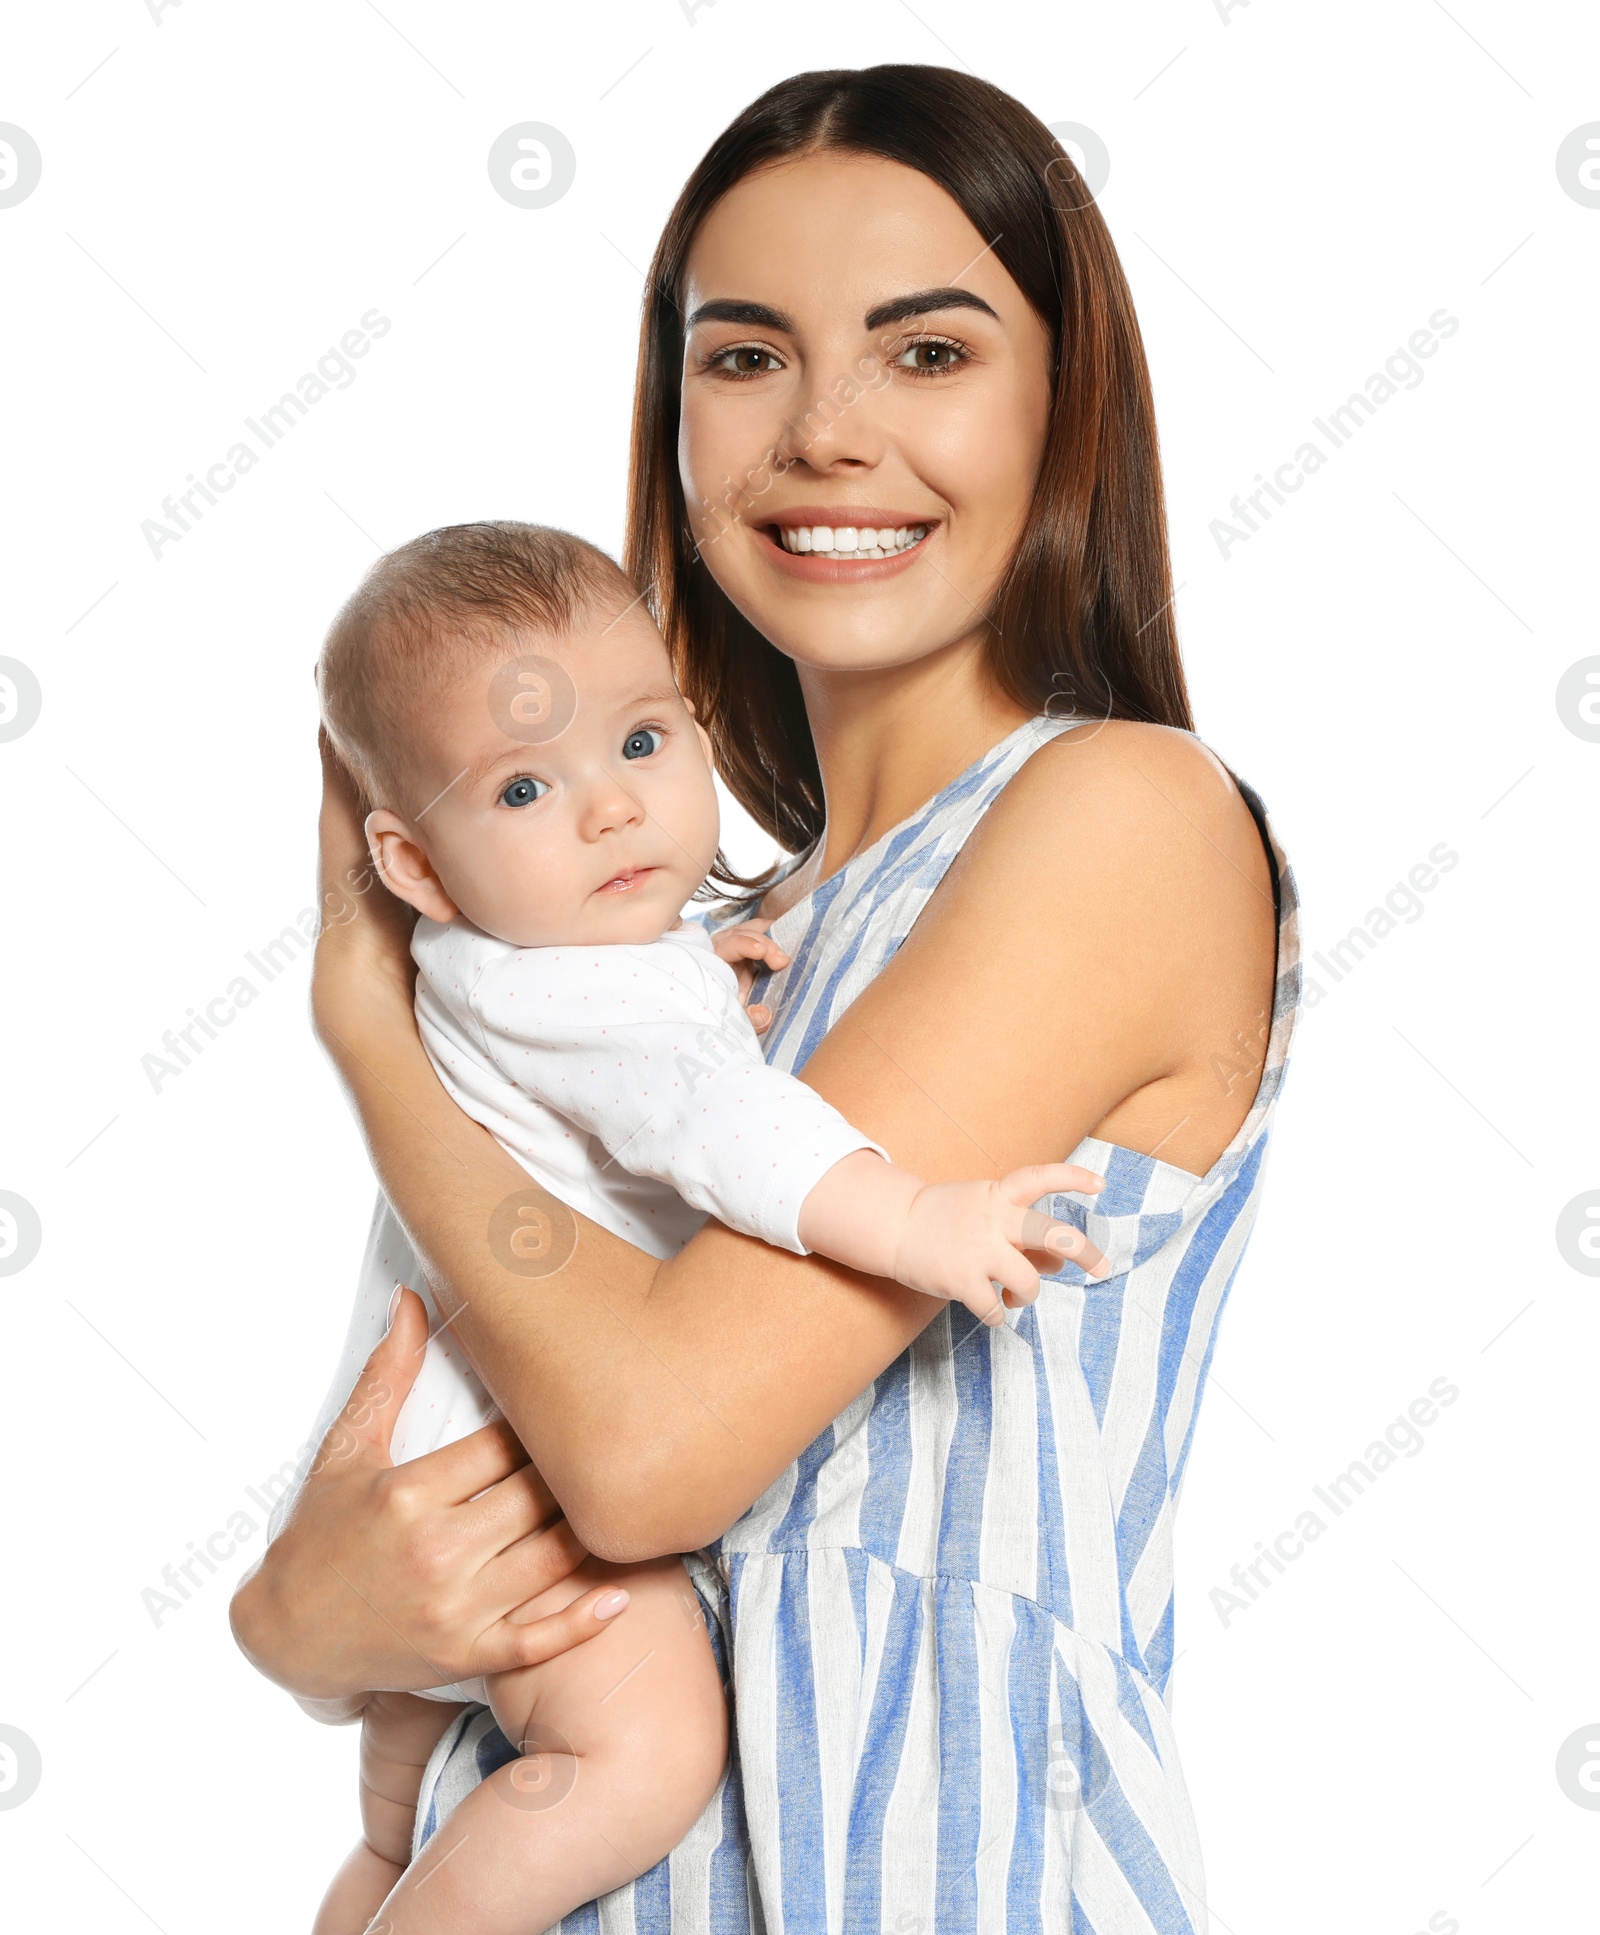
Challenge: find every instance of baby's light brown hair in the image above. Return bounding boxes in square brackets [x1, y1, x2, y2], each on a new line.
[319, 521, 640, 813]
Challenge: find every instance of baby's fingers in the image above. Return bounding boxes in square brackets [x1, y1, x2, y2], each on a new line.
[987, 1249, 1043, 1312]
[954, 1278, 1011, 1329]
[747, 934, 790, 970]
[715, 934, 790, 974]
[999, 1162, 1105, 1207]
[1015, 1211, 1111, 1280]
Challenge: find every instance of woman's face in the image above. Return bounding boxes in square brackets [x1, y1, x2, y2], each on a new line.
[678, 152, 1055, 677]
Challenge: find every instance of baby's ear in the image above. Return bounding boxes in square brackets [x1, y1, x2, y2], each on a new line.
[684, 703, 715, 766]
[364, 809, 459, 924]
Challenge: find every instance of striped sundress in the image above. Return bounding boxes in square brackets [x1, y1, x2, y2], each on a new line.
[415, 713, 1302, 1934]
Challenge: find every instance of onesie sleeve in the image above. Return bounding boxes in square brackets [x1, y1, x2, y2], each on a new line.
[465, 932, 884, 1255]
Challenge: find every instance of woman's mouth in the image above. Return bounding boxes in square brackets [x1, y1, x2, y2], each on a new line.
[776, 522, 929, 557]
[757, 509, 938, 582]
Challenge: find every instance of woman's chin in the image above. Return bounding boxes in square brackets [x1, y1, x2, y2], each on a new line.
[716, 554, 996, 677]
[765, 620, 989, 679]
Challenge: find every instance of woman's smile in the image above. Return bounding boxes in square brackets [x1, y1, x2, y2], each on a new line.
[755, 505, 936, 583]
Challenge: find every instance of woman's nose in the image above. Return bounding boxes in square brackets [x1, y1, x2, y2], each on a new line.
[774, 364, 888, 472]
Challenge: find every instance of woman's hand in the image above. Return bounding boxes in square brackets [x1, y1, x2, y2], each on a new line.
[230, 1289, 632, 1708]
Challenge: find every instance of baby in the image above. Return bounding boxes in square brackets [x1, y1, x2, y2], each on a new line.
[308, 521, 1095, 1933]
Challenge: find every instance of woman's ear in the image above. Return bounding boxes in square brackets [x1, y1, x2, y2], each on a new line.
[365, 810, 459, 924]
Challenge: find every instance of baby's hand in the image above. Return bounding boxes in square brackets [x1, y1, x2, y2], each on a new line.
[893, 1163, 1109, 1327]
[712, 920, 790, 1036]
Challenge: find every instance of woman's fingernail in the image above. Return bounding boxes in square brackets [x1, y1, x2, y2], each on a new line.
[388, 1284, 404, 1327]
[1048, 1230, 1080, 1254]
[593, 1590, 630, 1620]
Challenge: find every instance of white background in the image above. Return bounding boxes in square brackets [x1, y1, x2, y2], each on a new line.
[2, 3, 1595, 1931]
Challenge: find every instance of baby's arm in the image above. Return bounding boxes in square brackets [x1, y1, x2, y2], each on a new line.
[464, 937, 1105, 1326]
[797, 1154, 1104, 1328]
[713, 923, 1106, 1323]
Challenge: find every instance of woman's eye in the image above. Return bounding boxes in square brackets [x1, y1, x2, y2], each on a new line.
[622, 728, 664, 761]
[709, 344, 782, 378]
[499, 776, 549, 808]
[895, 338, 967, 374]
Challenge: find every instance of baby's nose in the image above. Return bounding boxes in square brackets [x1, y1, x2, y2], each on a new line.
[580, 775, 646, 835]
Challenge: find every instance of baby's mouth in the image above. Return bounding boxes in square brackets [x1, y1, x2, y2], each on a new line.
[596, 867, 657, 895]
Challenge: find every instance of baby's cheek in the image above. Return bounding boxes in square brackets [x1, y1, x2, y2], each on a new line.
[462, 829, 574, 947]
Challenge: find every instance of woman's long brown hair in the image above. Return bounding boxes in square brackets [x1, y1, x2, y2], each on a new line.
[626, 65, 1193, 887]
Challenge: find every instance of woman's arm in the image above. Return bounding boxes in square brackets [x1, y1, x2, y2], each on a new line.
[312, 721, 1275, 1563]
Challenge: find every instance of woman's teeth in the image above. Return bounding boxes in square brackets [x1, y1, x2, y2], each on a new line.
[778, 523, 929, 556]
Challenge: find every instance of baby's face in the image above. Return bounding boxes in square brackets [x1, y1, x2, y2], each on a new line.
[383, 605, 721, 948]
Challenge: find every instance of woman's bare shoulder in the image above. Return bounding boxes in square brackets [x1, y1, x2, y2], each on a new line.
[872, 717, 1277, 1169]
[934, 720, 1270, 925]
[994, 719, 1265, 866]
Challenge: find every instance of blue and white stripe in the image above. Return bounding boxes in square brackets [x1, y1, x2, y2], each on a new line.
[417, 716, 1301, 1932]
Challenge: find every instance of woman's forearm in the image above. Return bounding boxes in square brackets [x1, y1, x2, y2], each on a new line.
[314, 934, 938, 1560]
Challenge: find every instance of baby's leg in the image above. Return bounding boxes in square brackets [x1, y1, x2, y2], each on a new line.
[367, 1556, 727, 1933]
[312, 1691, 464, 1935]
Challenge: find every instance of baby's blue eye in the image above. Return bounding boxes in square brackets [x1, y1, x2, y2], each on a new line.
[499, 776, 549, 808]
[622, 728, 664, 761]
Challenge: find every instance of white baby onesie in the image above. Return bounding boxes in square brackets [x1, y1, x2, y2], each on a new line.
[272, 917, 880, 1704]
[412, 915, 879, 1262]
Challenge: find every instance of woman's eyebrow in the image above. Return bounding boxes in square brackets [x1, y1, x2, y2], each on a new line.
[685, 298, 796, 332]
[864, 288, 999, 330]
[686, 287, 1000, 337]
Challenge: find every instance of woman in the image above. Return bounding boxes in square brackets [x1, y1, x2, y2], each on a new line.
[234, 65, 1298, 1933]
